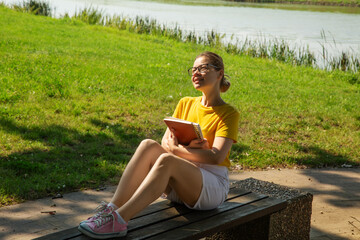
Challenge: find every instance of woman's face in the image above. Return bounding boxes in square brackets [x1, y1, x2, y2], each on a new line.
[191, 57, 222, 92]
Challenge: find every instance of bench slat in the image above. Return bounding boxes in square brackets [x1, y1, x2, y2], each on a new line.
[124, 192, 268, 239]
[32, 200, 176, 240]
[34, 188, 280, 240]
[34, 188, 251, 240]
[130, 187, 248, 220]
[68, 192, 264, 240]
[148, 197, 287, 240]
[128, 188, 251, 231]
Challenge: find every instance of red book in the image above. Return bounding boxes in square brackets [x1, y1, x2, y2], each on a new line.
[164, 117, 204, 145]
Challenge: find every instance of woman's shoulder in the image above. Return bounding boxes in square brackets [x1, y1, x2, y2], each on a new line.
[218, 102, 239, 114]
[178, 96, 201, 104]
[216, 103, 240, 121]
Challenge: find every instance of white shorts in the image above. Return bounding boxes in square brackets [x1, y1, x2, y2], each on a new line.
[163, 162, 229, 210]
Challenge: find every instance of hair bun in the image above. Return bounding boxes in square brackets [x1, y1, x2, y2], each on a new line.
[220, 77, 231, 93]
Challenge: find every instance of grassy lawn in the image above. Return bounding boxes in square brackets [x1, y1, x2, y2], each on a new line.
[0, 5, 359, 206]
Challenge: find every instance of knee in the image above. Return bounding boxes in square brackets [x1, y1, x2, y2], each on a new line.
[139, 139, 158, 148]
[155, 153, 176, 169]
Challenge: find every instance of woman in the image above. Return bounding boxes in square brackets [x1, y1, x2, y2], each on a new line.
[78, 51, 240, 239]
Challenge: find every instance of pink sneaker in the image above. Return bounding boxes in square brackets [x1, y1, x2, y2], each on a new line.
[78, 212, 128, 239]
[81, 201, 115, 223]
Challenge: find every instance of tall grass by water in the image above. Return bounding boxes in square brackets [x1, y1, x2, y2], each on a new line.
[0, 3, 359, 206]
[11, 0, 52, 16]
[70, 7, 318, 67]
[69, 6, 359, 74]
[319, 30, 360, 73]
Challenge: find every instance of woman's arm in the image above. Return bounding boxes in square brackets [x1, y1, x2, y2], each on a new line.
[164, 129, 233, 165]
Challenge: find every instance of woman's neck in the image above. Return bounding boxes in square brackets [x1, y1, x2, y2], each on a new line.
[201, 92, 225, 107]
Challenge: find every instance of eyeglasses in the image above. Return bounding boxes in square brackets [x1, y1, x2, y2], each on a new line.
[187, 64, 219, 76]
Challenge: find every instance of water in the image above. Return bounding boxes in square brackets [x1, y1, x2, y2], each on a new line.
[4, 0, 360, 64]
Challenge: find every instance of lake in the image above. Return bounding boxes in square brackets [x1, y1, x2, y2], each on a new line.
[4, 0, 360, 66]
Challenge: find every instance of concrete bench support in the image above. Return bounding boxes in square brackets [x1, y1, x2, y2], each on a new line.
[206, 178, 313, 240]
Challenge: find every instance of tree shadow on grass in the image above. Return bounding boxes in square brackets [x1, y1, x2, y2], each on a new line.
[229, 143, 251, 161]
[0, 116, 153, 204]
[294, 144, 357, 167]
[231, 143, 251, 154]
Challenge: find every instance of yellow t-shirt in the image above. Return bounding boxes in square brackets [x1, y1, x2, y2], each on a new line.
[172, 96, 240, 167]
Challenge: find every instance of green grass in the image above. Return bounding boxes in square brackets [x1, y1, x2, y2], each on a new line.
[0, 5, 359, 206]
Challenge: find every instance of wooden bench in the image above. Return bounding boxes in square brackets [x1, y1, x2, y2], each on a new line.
[35, 183, 287, 240]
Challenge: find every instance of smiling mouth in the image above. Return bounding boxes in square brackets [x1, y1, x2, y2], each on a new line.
[193, 77, 204, 83]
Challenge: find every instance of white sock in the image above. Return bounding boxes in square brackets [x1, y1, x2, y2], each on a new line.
[108, 202, 119, 210]
[115, 211, 127, 224]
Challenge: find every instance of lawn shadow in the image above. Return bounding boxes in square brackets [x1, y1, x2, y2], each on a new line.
[0, 116, 151, 204]
[294, 144, 357, 167]
[229, 143, 251, 160]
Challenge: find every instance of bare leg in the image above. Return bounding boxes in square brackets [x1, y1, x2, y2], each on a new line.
[110, 139, 167, 208]
[117, 153, 203, 222]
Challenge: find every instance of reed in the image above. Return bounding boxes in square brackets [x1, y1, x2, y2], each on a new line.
[319, 30, 360, 73]
[63, 6, 358, 73]
[72, 6, 104, 25]
[65, 6, 320, 69]
[12, 0, 52, 17]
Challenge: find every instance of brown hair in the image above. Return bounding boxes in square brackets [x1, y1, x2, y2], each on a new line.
[195, 51, 230, 93]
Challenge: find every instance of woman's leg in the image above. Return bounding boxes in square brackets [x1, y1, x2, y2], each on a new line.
[110, 139, 167, 208]
[117, 153, 203, 222]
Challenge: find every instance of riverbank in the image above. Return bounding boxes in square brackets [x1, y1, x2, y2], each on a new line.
[141, 0, 360, 11]
[0, 5, 359, 206]
[227, 0, 360, 8]
[144, 0, 360, 8]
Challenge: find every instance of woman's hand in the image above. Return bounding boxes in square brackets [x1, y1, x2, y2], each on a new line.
[163, 129, 178, 153]
[188, 138, 210, 149]
[168, 130, 178, 148]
